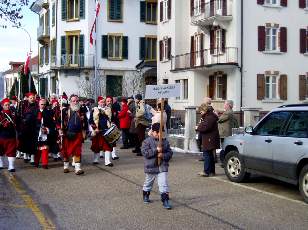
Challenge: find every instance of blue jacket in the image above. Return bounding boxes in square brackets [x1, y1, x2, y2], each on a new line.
[141, 136, 173, 174]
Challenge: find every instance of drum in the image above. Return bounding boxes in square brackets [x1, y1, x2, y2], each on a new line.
[103, 125, 121, 144]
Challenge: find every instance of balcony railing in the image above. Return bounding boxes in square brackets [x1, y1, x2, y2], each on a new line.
[171, 47, 238, 71]
[51, 54, 95, 68]
[37, 25, 50, 41]
[191, 0, 232, 26]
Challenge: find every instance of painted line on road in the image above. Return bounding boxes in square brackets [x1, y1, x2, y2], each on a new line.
[210, 176, 308, 207]
[3, 171, 56, 230]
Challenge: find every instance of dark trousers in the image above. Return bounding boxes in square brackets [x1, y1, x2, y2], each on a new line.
[135, 124, 146, 151]
[121, 128, 130, 147]
[203, 150, 215, 175]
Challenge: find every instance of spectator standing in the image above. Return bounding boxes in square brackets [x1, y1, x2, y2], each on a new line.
[118, 98, 132, 149]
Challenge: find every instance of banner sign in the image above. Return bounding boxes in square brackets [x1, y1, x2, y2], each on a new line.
[145, 84, 181, 99]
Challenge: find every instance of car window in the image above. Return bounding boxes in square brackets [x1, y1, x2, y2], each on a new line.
[285, 112, 308, 138]
[254, 111, 291, 136]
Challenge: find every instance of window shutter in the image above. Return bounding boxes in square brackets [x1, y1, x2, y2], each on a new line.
[257, 74, 265, 100]
[122, 36, 128, 59]
[280, 27, 287, 52]
[116, 0, 122, 20]
[102, 35, 108, 58]
[222, 0, 227, 15]
[159, 40, 163, 61]
[299, 0, 306, 8]
[221, 29, 226, 53]
[222, 74, 227, 100]
[139, 37, 146, 60]
[257, 0, 264, 5]
[209, 75, 216, 99]
[299, 75, 307, 100]
[258, 26, 266, 51]
[201, 0, 205, 13]
[168, 38, 171, 59]
[200, 34, 204, 65]
[210, 0, 214, 16]
[79, 35, 84, 66]
[190, 36, 195, 67]
[109, 0, 115, 19]
[80, 0, 85, 19]
[61, 0, 67, 21]
[279, 75, 287, 100]
[160, 1, 163, 22]
[140, 1, 146, 22]
[210, 29, 215, 54]
[280, 0, 287, 7]
[190, 0, 194, 16]
[168, 0, 171, 19]
[61, 36, 66, 65]
[300, 29, 307, 54]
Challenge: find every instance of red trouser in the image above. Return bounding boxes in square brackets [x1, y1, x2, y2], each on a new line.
[62, 132, 83, 162]
[0, 138, 17, 157]
[35, 147, 49, 166]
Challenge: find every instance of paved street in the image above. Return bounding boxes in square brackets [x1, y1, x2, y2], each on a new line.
[1, 142, 308, 230]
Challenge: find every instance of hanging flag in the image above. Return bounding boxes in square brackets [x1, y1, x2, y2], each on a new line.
[90, 0, 101, 46]
[24, 52, 32, 75]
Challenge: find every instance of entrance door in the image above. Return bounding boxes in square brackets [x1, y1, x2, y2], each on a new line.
[106, 75, 123, 97]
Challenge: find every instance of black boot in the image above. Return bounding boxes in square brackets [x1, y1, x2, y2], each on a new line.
[161, 193, 172, 210]
[143, 191, 150, 204]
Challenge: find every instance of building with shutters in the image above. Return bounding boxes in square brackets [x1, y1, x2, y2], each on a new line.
[157, 0, 308, 113]
[31, 0, 157, 98]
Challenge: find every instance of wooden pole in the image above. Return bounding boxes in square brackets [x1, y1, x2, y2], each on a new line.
[158, 98, 164, 166]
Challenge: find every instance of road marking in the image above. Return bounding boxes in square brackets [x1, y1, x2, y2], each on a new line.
[3, 172, 56, 230]
[211, 176, 308, 207]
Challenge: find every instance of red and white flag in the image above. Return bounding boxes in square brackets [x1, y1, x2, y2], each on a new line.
[90, 0, 101, 46]
[24, 52, 32, 75]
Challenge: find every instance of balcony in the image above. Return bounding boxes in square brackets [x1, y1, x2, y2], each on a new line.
[37, 26, 50, 45]
[171, 47, 238, 71]
[191, 0, 233, 27]
[51, 54, 95, 69]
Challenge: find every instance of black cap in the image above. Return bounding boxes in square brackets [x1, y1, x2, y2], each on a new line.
[135, 94, 142, 100]
[151, 123, 165, 132]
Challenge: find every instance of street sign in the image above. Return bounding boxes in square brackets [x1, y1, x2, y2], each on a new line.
[145, 84, 181, 99]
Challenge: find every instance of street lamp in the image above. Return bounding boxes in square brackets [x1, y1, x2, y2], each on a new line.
[12, 25, 32, 53]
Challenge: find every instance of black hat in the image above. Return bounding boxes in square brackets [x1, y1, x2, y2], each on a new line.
[135, 94, 142, 100]
[151, 123, 165, 132]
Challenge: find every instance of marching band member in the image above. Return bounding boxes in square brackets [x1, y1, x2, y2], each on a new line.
[0, 98, 18, 172]
[106, 96, 119, 160]
[60, 95, 88, 175]
[49, 99, 61, 161]
[34, 99, 55, 169]
[89, 96, 113, 166]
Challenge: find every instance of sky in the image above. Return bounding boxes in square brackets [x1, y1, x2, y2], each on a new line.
[0, 3, 39, 72]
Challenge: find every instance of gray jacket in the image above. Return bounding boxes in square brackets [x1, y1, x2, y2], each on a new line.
[141, 136, 173, 174]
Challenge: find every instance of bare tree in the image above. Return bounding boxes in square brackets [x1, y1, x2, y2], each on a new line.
[123, 70, 145, 97]
[0, 0, 30, 27]
[77, 69, 106, 99]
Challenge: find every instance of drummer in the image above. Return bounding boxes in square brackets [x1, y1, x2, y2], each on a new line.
[89, 96, 114, 167]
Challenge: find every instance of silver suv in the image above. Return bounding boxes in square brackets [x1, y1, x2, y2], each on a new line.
[222, 104, 308, 203]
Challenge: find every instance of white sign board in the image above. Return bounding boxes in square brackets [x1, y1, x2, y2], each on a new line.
[145, 84, 181, 99]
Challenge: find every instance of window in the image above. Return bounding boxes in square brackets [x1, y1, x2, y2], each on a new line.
[175, 79, 188, 100]
[67, 0, 79, 20]
[265, 0, 279, 5]
[215, 29, 223, 54]
[163, 79, 168, 84]
[39, 46, 44, 66]
[210, 28, 225, 55]
[108, 0, 122, 21]
[162, 0, 169, 21]
[216, 75, 224, 99]
[306, 76, 308, 98]
[145, 37, 157, 61]
[45, 46, 49, 65]
[265, 27, 278, 51]
[67, 35, 79, 65]
[215, 0, 223, 14]
[108, 34, 122, 59]
[160, 38, 171, 61]
[52, 3, 56, 26]
[209, 74, 227, 100]
[50, 39, 56, 59]
[285, 112, 308, 138]
[265, 75, 278, 99]
[194, 0, 201, 16]
[254, 112, 291, 136]
[146, 1, 157, 24]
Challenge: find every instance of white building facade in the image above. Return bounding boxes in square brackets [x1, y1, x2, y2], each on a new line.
[158, 0, 308, 112]
[32, 0, 158, 98]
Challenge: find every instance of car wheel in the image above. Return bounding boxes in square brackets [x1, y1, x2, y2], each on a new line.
[224, 150, 250, 183]
[299, 165, 308, 204]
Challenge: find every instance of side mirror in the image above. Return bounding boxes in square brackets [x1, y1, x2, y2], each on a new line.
[245, 126, 254, 134]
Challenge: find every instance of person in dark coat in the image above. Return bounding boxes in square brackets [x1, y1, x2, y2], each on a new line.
[196, 106, 220, 177]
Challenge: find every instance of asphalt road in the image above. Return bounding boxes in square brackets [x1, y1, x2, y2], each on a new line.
[1, 141, 308, 230]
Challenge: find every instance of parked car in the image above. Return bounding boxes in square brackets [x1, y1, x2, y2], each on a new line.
[221, 104, 308, 203]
